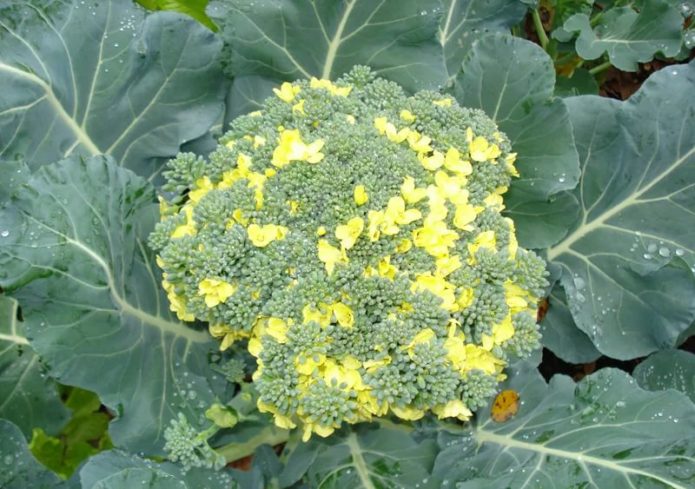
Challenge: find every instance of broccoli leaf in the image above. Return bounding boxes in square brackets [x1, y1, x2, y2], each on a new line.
[0, 155, 218, 454]
[634, 349, 695, 403]
[0, 0, 225, 179]
[208, 0, 447, 92]
[547, 61, 695, 359]
[0, 419, 71, 489]
[540, 285, 601, 364]
[0, 295, 69, 439]
[136, 0, 216, 30]
[453, 33, 581, 249]
[562, 0, 684, 71]
[80, 450, 235, 489]
[439, 0, 527, 80]
[432, 367, 695, 488]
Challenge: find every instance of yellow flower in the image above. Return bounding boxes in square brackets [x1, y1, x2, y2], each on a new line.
[247, 224, 288, 247]
[400, 176, 427, 204]
[367, 210, 385, 241]
[469, 136, 502, 162]
[332, 302, 355, 328]
[295, 353, 326, 375]
[171, 205, 196, 238]
[434, 170, 466, 199]
[253, 135, 266, 148]
[209, 324, 251, 350]
[436, 254, 461, 277]
[412, 220, 459, 257]
[272, 81, 301, 102]
[385, 196, 422, 225]
[353, 185, 369, 206]
[468, 230, 497, 257]
[317, 239, 348, 275]
[316, 226, 327, 236]
[303, 303, 333, 326]
[309, 78, 352, 96]
[373, 117, 410, 142]
[346, 114, 356, 124]
[453, 203, 477, 230]
[271, 129, 325, 167]
[391, 405, 425, 421]
[418, 150, 445, 171]
[505, 218, 519, 258]
[433, 399, 472, 421]
[400, 109, 416, 122]
[457, 288, 475, 310]
[188, 176, 214, 203]
[335, 217, 364, 249]
[198, 278, 237, 308]
[396, 238, 412, 253]
[292, 99, 305, 114]
[443, 147, 472, 175]
[505, 152, 519, 176]
[302, 423, 335, 442]
[412, 274, 457, 311]
[265, 317, 290, 343]
[433, 97, 453, 107]
[407, 131, 432, 153]
[377, 256, 397, 280]
[462, 344, 505, 374]
[163, 280, 194, 321]
[491, 314, 515, 345]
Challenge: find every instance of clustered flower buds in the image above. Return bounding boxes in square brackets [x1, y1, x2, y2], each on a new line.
[150, 67, 547, 441]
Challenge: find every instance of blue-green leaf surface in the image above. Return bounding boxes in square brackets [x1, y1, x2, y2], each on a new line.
[0, 156, 218, 454]
[453, 34, 581, 249]
[433, 367, 695, 488]
[547, 62, 695, 359]
[80, 450, 235, 489]
[0, 0, 225, 179]
[0, 419, 70, 489]
[0, 295, 69, 438]
[562, 0, 684, 71]
[208, 0, 447, 91]
[438, 0, 526, 80]
[634, 349, 695, 403]
[540, 285, 601, 364]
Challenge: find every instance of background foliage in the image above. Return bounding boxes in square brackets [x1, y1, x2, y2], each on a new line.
[0, 0, 693, 487]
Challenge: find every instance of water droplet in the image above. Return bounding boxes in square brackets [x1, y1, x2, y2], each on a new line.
[658, 247, 670, 257]
[0, 230, 8, 238]
[574, 277, 586, 289]
[643, 253, 653, 260]
[647, 243, 658, 253]
[675, 248, 685, 256]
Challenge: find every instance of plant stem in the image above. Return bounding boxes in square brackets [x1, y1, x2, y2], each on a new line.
[589, 61, 612, 75]
[346, 432, 377, 489]
[215, 425, 290, 463]
[531, 9, 549, 50]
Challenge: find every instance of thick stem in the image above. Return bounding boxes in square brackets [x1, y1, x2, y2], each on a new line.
[216, 425, 290, 463]
[532, 10, 549, 50]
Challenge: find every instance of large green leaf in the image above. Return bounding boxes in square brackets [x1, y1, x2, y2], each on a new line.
[0, 0, 225, 179]
[283, 424, 438, 489]
[546, 61, 695, 359]
[634, 349, 695, 403]
[208, 0, 447, 91]
[453, 33, 581, 249]
[0, 156, 218, 454]
[438, 0, 526, 80]
[540, 285, 601, 364]
[79, 450, 235, 489]
[432, 367, 695, 488]
[0, 295, 69, 439]
[562, 0, 684, 71]
[0, 419, 70, 489]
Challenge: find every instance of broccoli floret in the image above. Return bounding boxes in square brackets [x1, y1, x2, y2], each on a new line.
[152, 67, 547, 441]
[163, 413, 225, 472]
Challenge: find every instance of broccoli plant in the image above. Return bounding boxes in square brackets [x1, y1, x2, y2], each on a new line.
[0, 0, 693, 488]
[150, 69, 547, 442]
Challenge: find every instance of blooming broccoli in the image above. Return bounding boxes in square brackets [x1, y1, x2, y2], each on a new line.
[150, 67, 547, 441]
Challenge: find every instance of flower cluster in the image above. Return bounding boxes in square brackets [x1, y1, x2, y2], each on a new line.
[150, 67, 547, 441]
